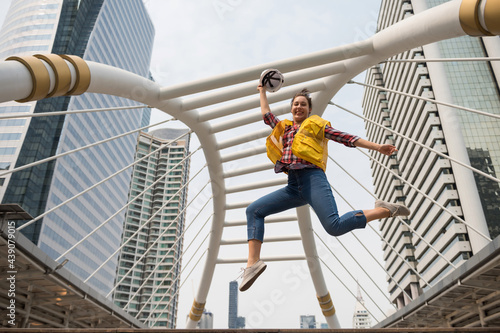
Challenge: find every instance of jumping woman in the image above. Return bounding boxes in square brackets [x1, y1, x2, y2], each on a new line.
[239, 85, 410, 291]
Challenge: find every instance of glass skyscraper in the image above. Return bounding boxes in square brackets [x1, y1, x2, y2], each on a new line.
[113, 129, 191, 328]
[0, 0, 154, 295]
[228, 280, 245, 329]
[0, 0, 63, 199]
[362, 0, 500, 308]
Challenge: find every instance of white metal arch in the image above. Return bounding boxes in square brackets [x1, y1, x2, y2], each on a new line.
[0, 0, 498, 328]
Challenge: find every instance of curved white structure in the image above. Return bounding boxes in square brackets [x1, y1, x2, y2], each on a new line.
[0, 0, 498, 328]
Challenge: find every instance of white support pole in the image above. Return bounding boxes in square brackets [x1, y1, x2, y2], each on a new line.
[296, 206, 340, 328]
[159, 40, 373, 100]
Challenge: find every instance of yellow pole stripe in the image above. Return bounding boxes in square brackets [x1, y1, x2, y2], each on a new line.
[319, 299, 333, 310]
[459, 0, 494, 36]
[6, 55, 51, 103]
[192, 300, 205, 310]
[484, 0, 500, 35]
[191, 307, 204, 316]
[322, 306, 336, 317]
[5, 54, 91, 102]
[189, 312, 202, 321]
[34, 54, 72, 98]
[188, 299, 206, 321]
[317, 292, 336, 316]
[60, 54, 91, 96]
[317, 292, 331, 303]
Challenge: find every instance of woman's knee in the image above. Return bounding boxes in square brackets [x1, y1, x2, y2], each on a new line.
[246, 203, 258, 219]
[325, 226, 344, 237]
[322, 213, 366, 237]
[322, 217, 343, 236]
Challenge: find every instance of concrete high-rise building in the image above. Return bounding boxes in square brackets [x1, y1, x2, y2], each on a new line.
[362, 0, 500, 308]
[0, 0, 154, 294]
[352, 284, 371, 329]
[228, 280, 245, 328]
[113, 128, 191, 328]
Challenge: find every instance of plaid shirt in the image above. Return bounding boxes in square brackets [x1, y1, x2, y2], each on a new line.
[264, 112, 360, 173]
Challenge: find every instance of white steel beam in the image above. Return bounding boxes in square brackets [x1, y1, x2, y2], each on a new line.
[217, 128, 270, 150]
[224, 215, 298, 227]
[225, 178, 287, 194]
[216, 255, 307, 264]
[159, 40, 372, 99]
[220, 146, 267, 163]
[220, 235, 302, 245]
[223, 162, 273, 178]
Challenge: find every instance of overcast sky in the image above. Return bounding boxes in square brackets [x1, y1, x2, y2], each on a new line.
[0, 0, 392, 329]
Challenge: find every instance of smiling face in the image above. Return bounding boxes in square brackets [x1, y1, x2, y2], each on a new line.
[291, 96, 311, 125]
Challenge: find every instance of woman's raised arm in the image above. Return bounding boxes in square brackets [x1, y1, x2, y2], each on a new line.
[257, 85, 271, 117]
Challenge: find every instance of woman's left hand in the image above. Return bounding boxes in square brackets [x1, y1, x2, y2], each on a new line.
[378, 144, 398, 156]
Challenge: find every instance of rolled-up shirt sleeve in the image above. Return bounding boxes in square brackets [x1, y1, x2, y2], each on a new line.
[263, 112, 279, 129]
[324, 125, 360, 147]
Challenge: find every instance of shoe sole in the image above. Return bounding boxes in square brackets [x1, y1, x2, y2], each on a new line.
[239, 264, 267, 292]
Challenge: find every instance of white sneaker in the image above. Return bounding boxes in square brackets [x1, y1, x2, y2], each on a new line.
[239, 260, 267, 292]
[375, 200, 411, 217]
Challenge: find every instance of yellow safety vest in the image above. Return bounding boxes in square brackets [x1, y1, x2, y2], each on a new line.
[266, 115, 331, 171]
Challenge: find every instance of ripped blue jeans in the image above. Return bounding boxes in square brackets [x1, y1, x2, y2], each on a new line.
[246, 168, 367, 242]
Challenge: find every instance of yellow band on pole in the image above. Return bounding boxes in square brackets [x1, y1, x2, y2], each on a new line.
[188, 299, 206, 321]
[317, 292, 336, 317]
[484, 0, 500, 35]
[5, 54, 91, 102]
[459, 0, 494, 36]
[34, 54, 72, 98]
[319, 299, 333, 310]
[322, 306, 336, 317]
[6, 55, 51, 103]
[60, 54, 91, 96]
[317, 292, 331, 303]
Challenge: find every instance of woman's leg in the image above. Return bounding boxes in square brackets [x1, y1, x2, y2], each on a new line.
[240, 182, 306, 291]
[302, 169, 409, 236]
[363, 207, 391, 221]
[301, 169, 367, 236]
[247, 239, 262, 267]
[246, 184, 305, 266]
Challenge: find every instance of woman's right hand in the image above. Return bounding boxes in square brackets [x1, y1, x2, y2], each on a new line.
[257, 84, 265, 93]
